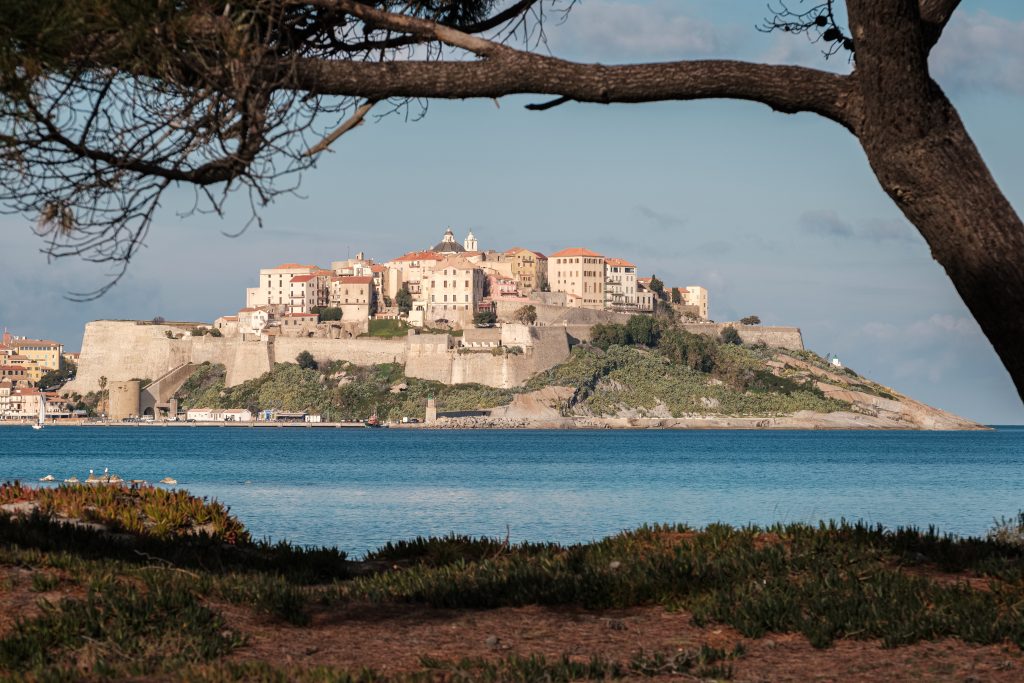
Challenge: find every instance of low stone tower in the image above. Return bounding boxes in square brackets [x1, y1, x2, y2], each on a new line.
[425, 397, 437, 424]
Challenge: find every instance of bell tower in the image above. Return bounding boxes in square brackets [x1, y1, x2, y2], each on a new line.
[463, 229, 478, 252]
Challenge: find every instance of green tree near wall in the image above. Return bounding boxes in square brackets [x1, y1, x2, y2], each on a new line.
[395, 287, 413, 315]
[648, 275, 665, 299]
[720, 326, 743, 345]
[513, 305, 537, 325]
[296, 351, 317, 370]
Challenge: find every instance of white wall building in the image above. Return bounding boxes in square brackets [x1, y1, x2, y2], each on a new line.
[604, 258, 638, 310]
[246, 263, 319, 309]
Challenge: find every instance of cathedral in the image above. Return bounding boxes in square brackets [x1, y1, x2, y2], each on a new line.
[428, 228, 478, 254]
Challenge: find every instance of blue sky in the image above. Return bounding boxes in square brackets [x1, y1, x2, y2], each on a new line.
[2, 1, 1023, 424]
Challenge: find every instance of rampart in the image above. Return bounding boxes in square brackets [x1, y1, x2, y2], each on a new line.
[495, 301, 634, 327]
[680, 323, 804, 351]
[66, 318, 801, 395]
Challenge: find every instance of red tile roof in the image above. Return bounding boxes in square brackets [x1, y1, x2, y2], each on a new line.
[370, 264, 386, 273]
[391, 251, 442, 262]
[290, 274, 318, 283]
[10, 339, 60, 347]
[604, 258, 636, 267]
[549, 248, 603, 258]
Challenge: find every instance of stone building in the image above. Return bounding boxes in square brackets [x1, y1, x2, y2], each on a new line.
[549, 248, 606, 310]
[505, 247, 548, 293]
[330, 275, 376, 322]
[424, 256, 486, 326]
[678, 286, 710, 320]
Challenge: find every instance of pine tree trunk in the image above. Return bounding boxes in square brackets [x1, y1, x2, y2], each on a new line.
[848, 0, 1024, 399]
[860, 96, 1024, 399]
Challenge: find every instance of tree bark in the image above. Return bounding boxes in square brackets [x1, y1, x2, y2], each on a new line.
[847, 0, 1024, 398]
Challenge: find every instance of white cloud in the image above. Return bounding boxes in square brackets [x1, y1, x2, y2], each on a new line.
[930, 11, 1024, 95]
[546, 1, 729, 62]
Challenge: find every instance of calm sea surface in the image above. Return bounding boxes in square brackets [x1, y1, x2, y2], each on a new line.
[2, 426, 1022, 555]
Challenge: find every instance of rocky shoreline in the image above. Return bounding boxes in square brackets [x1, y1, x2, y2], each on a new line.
[412, 410, 990, 431]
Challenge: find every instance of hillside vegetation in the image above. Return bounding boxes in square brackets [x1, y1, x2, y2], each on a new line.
[175, 318, 906, 420]
[177, 361, 512, 422]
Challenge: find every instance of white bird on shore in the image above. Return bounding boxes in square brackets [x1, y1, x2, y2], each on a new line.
[102, 467, 110, 483]
[86, 469, 99, 484]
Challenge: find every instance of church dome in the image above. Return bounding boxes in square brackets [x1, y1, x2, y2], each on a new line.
[429, 227, 466, 253]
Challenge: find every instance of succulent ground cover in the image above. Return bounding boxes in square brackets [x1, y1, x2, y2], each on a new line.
[1, 486, 1023, 680]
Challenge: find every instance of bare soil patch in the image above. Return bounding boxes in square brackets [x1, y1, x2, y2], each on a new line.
[221, 601, 1022, 681]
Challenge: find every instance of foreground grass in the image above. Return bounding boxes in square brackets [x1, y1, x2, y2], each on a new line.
[1, 487, 1023, 680]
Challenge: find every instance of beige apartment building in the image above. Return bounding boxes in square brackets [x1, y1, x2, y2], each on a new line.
[505, 247, 548, 293]
[424, 256, 486, 326]
[288, 271, 331, 314]
[9, 338, 63, 371]
[0, 338, 64, 383]
[679, 286, 709, 320]
[246, 263, 319, 309]
[549, 248, 606, 309]
[330, 275, 376, 322]
[385, 251, 442, 300]
[604, 258, 638, 310]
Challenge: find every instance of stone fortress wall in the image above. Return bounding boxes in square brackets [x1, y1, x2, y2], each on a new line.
[65, 316, 804, 396]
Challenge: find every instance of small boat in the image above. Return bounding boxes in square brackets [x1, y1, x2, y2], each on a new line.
[38, 474, 55, 482]
[31, 393, 45, 430]
[159, 477, 177, 485]
[64, 476, 80, 484]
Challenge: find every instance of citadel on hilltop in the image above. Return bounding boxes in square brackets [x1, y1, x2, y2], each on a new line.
[61, 228, 805, 422]
[220, 228, 710, 337]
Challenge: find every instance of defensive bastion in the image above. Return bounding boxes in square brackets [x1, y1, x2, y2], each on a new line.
[65, 318, 805, 397]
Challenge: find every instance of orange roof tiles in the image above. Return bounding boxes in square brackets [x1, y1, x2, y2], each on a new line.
[370, 264, 386, 273]
[392, 251, 442, 262]
[290, 274, 318, 283]
[272, 263, 318, 270]
[604, 258, 636, 267]
[549, 248, 604, 258]
[11, 339, 60, 347]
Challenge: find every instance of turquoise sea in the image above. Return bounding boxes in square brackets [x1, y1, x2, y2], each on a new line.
[2, 426, 1022, 556]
